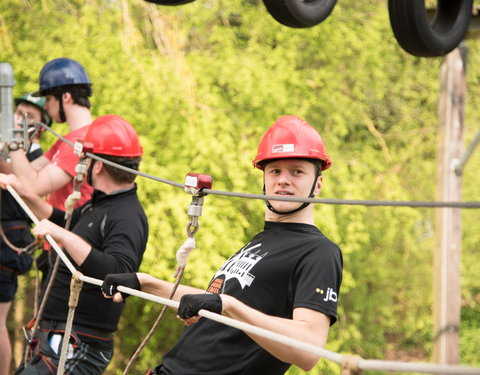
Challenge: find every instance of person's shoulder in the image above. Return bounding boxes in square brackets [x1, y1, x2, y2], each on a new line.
[306, 227, 341, 254]
[64, 125, 90, 141]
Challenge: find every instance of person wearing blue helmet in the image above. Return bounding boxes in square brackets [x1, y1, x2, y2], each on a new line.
[0, 93, 50, 375]
[7, 58, 94, 212]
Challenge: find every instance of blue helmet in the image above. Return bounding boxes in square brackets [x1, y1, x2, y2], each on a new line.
[35, 58, 92, 97]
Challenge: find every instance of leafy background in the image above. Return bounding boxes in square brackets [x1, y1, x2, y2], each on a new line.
[1, 0, 479, 373]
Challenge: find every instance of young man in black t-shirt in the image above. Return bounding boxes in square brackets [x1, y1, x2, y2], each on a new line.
[103, 115, 343, 375]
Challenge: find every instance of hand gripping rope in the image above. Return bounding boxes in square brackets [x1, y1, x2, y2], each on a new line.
[0, 114, 45, 256]
[23, 141, 93, 371]
[121, 173, 212, 375]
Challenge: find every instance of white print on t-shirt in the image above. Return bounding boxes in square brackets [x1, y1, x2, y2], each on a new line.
[317, 287, 337, 302]
[213, 242, 267, 290]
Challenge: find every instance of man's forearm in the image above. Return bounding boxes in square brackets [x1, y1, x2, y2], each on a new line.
[16, 187, 53, 221]
[138, 273, 204, 303]
[9, 150, 38, 184]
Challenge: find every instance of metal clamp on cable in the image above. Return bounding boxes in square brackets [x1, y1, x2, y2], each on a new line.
[173, 173, 213, 278]
[184, 173, 212, 237]
[64, 141, 94, 219]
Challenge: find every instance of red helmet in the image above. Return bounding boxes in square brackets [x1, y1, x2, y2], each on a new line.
[84, 115, 143, 157]
[252, 115, 331, 171]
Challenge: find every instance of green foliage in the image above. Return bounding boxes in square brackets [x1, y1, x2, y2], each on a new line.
[2, 0, 480, 373]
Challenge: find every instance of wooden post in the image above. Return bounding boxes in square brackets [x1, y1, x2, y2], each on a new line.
[434, 45, 466, 365]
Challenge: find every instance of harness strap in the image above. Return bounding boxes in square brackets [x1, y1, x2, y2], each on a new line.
[0, 264, 19, 279]
[39, 320, 112, 341]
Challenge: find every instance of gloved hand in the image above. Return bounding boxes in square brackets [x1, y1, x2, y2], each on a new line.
[178, 293, 222, 319]
[102, 273, 140, 300]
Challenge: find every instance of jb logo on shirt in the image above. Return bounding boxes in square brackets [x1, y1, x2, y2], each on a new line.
[323, 287, 337, 302]
[316, 287, 337, 302]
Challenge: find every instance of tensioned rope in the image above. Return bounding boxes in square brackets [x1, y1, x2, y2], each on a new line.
[6, 185, 480, 375]
[40, 124, 480, 209]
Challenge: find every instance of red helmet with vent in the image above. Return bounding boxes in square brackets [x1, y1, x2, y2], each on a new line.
[84, 115, 143, 157]
[252, 115, 331, 171]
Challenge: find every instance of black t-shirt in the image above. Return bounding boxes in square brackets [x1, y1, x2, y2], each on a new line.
[160, 221, 343, 375]
[41, 185, 148, 336]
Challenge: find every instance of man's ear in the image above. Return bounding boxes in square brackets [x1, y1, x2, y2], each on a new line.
[313, 175, 323, 196]
[93, 160, 103, 174]
[62, 92, 73, 104]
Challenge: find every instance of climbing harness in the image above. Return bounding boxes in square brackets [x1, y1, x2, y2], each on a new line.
[121, 173, 212, 374]
[22, 141, 92, 370]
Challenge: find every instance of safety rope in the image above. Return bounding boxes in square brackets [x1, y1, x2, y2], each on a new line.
[122, 175, 210, 374]
[38, 123, 480, 209]
[52, 143, 92, 374]
[57, 271, 83, 375]
[21, 142, 92, 371]
[7, 184, 480, 375]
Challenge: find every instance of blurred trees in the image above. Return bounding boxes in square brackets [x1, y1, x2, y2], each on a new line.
[1, 0, 479, 373]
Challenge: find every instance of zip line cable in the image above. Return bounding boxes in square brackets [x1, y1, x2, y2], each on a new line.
[40, 123, 480, 209]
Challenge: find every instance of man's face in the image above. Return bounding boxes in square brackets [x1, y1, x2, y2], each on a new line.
[263, 158, 322, 213]
[14, 102, 42, 127]
[44, 95, 60, 122]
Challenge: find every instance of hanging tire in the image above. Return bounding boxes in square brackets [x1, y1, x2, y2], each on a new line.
[262, 0, 337, 28]
[144, 0, 195, 5]
[388, 0, 473, 57]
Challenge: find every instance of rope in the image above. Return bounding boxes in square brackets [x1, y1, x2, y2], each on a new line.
[57, 271, 83, 375]
[122, 267, 185, 375]
[9, 150, 84, 369]
[122, 192, 203, 374]
[37, 124, 480, 209]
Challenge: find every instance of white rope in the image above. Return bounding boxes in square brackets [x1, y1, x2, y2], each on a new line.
[358, 359, 480, 374]
[175, 237, 196, 268]
[6, 185, 77, 275]
[7, 185, 480, 375]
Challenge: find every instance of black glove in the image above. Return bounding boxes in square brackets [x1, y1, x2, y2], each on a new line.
[102, 273, 140, 300]
[178, 293, 222, 319]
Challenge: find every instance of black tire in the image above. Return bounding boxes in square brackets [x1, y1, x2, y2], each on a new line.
[262, 0, 337, 28]
[388, 0, 473, 57]
[144, 0, 195, 5]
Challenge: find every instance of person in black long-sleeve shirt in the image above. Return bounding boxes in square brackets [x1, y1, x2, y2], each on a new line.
[0, 114, 148, 375]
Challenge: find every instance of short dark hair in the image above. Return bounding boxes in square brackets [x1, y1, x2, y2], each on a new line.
[97, 154, 142, 184]
[44, 85, 91, 109]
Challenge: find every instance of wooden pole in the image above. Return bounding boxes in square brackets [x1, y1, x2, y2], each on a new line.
[434, 44, 466, 365]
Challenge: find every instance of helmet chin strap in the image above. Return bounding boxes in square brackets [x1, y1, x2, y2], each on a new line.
[265, 169, 320, 215]
[86, 160, 96, 186]
[56, 94, 67, 123]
